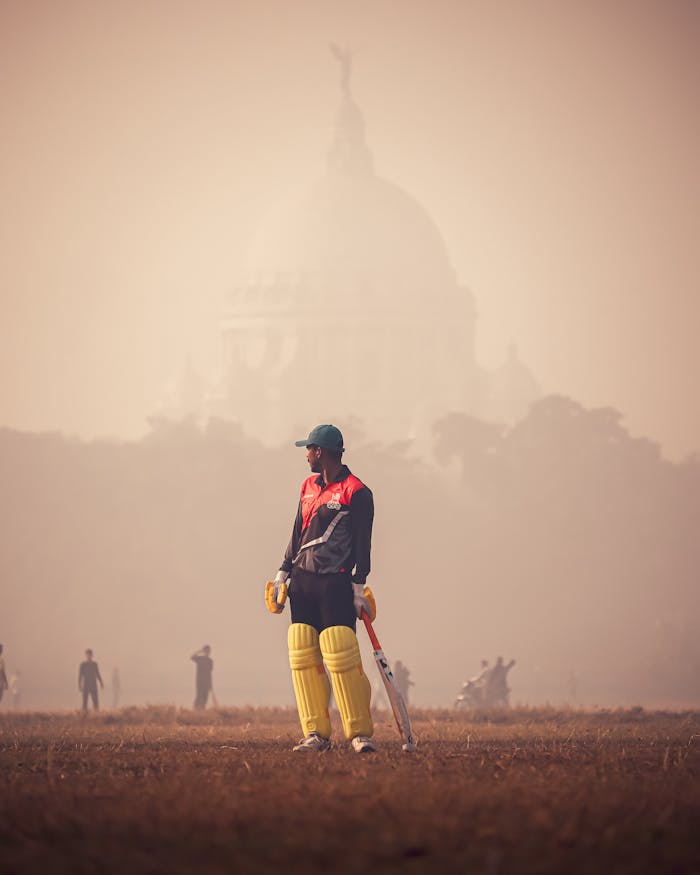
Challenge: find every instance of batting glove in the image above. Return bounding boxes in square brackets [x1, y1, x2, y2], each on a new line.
[353, 583, 376, 621]
[265, 570, 289, 614]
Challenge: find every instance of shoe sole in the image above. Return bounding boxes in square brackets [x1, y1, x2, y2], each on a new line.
[352, 744, 376, 753]
[292, 742, 331, 752]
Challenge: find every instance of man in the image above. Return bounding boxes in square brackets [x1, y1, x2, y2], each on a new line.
[9, 671, 21, 709]
[191, 645, 213, 709]
[78, 649, 104, 712]
[393, 660, 414, 706]
[267, 423, 376, 753]
[472, 658, 491, 705]
[0, 644, 8, 704]
[485, 656, 516, 707]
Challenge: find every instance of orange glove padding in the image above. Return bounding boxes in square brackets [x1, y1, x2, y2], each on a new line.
[354, 583, 376, 621]
[265, 579, 288, 614]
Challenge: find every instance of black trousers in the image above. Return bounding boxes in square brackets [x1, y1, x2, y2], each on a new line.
[288, 569, 356, 634]
[194, 686, 209, 710]
[82, 686, 99, 711]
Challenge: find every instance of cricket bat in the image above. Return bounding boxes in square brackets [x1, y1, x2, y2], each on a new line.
[361, 611, 417, 752]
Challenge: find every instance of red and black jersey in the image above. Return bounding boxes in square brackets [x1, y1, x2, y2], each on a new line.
[280, 465, 374, 583]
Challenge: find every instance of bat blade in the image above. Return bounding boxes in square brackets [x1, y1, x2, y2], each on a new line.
[372, 647, 418, 752]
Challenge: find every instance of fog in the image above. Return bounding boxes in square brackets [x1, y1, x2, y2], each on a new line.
[1, 2, 699, 711]
[1, 0, 699, 457]
[2, 407, 698, 710]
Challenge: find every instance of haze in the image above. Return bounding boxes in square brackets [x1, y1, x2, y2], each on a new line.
[1, 0, 699, 458]
[1, 1, 699, 712]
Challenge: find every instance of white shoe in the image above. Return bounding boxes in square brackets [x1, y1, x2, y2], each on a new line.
[351, 735, 376, 753]
[293, 732, 331, 752]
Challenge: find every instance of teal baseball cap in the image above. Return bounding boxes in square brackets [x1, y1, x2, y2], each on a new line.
[295, 424, 344, 452]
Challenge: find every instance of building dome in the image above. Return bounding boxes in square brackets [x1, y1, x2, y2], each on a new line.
[213, 51, 537, 448]
[237, 88, 458, 323]
[246, 170, 456, 297]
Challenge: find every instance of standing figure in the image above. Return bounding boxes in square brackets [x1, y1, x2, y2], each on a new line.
[0, 644, 8, 703]
[267, 424, 376, 753]
[472, 659, 491, 703]
[78, 649, 104, 712]
[8, 672, 21, 709]
[392, 660, 414, 705]
[191, 646, 213, 709]
[455, 660, 490, 709]
[485, 656, 516, 707]
[111, 667, 121, 709]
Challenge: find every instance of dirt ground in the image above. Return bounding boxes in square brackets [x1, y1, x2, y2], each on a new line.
[1, 706, 698, 875]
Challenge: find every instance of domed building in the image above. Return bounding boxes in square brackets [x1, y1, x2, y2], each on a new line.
[212, 54, 538, 447]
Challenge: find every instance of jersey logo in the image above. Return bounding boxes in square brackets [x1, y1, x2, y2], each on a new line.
[326, 492, 342, 511]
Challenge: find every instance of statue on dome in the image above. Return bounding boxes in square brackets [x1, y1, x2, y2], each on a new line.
[330, 43, 353, 96]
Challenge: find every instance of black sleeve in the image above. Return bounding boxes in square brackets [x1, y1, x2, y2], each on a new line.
[350, 486, 374, 585]
[281, 500, 303, 574]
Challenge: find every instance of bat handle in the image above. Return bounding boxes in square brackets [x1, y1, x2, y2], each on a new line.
[361, 610, 381, 650]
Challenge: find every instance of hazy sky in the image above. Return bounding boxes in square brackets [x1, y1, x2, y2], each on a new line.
[1, 0, 698, 459]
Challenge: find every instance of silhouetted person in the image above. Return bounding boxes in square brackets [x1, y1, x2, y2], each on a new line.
[393, 660, 414, 705]
[191, 645, 213, 709]
[0, 644, 7, 703]
[78, 649, 104, 712]
[9, 671, 20, 709]
[455, 659, 491, 708]
[485, 655, 515, 707]
[111, 667, 121, 709]
[473, 658, 490, 684]
[470, 659, 491, 704]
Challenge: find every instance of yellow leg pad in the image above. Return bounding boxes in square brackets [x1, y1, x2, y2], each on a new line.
[319, 625, 373, 740]
[288, 623, 331, 739]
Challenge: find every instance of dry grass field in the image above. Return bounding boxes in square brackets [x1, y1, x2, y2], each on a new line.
[1, 706, 698, 875]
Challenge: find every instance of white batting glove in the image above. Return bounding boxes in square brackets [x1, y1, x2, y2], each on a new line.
[273, 570, 289, 603]
[352, 582, 372, 619]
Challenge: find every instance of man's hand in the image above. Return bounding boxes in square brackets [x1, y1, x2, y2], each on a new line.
[353, 583, 376, 621]
[265, 570, 289, 614]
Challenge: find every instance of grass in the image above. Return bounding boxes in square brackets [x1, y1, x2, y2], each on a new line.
[1, 706, 698, 874]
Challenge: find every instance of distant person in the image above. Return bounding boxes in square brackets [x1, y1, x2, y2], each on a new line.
[473, 658, 490, 688]
[475, 658, 490, 681]
[455, 659, 491, 709]
[371, 677, 389, 711]
[78, 649, 104, 712]
[0, 644, 7, 703]
[9, 671, 21, 709]
[191, 645, 213, 709]
[111, 667, 121, 709]
[393, 660, 414, 705]
[485, 655, 515, 707]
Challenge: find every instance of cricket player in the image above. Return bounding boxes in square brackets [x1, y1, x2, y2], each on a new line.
[266, 424, 376, 752]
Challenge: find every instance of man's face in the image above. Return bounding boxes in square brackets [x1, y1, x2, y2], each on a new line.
[306, 445, 322, 473]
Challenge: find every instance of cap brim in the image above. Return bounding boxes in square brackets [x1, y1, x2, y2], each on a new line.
[294, 439, 310, 447]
